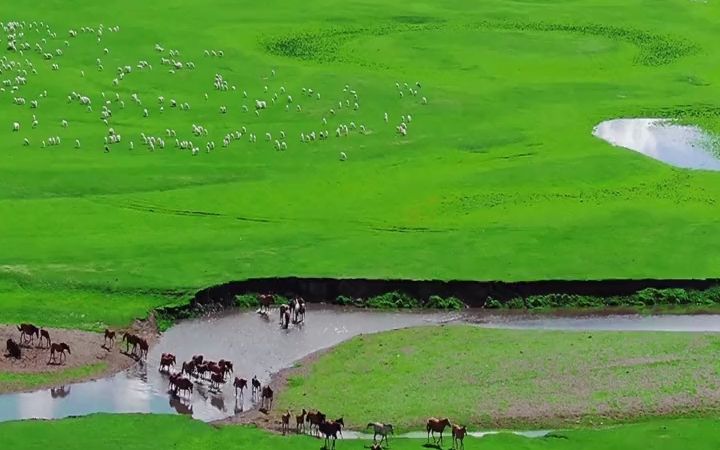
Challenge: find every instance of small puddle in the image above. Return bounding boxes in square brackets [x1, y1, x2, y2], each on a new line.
[1, 307, 720, 423]
[592, 118, 720, 170]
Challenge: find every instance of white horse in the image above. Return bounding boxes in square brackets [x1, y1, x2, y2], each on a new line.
[367, 422, 394, 445]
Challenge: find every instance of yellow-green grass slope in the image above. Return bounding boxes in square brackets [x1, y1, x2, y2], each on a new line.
[278, 326, 720, 428]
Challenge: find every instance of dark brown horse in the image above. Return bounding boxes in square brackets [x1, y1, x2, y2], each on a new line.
[219, 359, 234, 377]
[426, 417, 451, 446]
[104, 329, 115, 347]
[17, 323, 39, 345]
[210, 372, 225, 391]
[5, 339, 21, 359]
[452, 424, 467, 449]
[192, 354, 204, 365]
[296, 408, 307, 433]
[318, 418, 344, 449]
[48, 343, 71, 364]
[251, 375, 261, 396]
[136, 337, 149, 360]
[279, 304, 289, 325]
[159, 353, 176, 372]
[281, 410, 291, 435]
[233, 377, 247, 397]
[182, 360, 196, 378]
[39, 329, 51, 348]
[169, 373, 193, 398]
[261, 385, 273, 410]
[306, 410, 326, 436]
[281, 310, 291, 329]
[122, 332, 138, 354]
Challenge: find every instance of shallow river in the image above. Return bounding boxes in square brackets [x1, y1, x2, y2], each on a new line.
[1, 306, 719, 423]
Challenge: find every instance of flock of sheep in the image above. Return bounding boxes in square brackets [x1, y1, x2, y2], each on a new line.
[2, 19, 429, 161]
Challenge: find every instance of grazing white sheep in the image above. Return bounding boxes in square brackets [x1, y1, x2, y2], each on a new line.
[265, 132, 272, 141]
[280, 141, 287, 151]
[12, 122, 20, 131]
[143, 108, 149, 117]
[75, 139, 80, 148]
[422, 96, 428, 105]
[339, 151, 347, 161]
[23, 138, 29, 146]
[61, 120, 68, 128]
[407, 114, 412, 123]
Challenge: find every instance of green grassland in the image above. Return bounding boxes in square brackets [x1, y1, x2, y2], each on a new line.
[3, 0, 720, 326]
[0, 363, 106, 393]
[278, 325, 720, 428]
[3, 414, 720, 450]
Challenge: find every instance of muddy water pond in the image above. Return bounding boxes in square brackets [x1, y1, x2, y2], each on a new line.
[592, 118, 720, 170]
[1, 307, 720, 423]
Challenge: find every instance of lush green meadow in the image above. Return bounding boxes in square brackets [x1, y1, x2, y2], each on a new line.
[2, 0, 720, 325]
[3, 414, 720, 450]
[278, 325, 720, 428]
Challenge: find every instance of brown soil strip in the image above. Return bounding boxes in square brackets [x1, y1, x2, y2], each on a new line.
[0, 317, 159, 394]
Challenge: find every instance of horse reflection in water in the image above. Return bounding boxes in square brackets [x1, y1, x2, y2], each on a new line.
[210, 394, 225, 412]
[234, 396, 244, 414]
[50, 386, 71, 399]
[169, 395, 193, 415]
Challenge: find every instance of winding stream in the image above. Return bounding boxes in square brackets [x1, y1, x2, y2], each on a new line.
[1, 306, 719, 423]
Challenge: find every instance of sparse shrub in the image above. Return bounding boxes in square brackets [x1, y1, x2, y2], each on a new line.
[426, 295, 465, 310]
[235, 294, 259, 308]
[366, 291, 420, 309]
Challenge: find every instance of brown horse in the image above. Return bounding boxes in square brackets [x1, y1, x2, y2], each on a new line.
[48, 343, 71, 364]
[261, 385, 274, 410]
[426, 418, 451, 446]
[452, 424, 467, 449]
[39, 329, 51, 348]
[174, 376, 194, 398]
[17, 323, 39, 345]
[306, 411, 326, 436]
[318, 418, 344, 449]
[279, 304, 289, 325]
[233, 377, 247, 397]
[210, 372, 225, 391]
[296, 408, 307, 433]
[104, 329, 116, 347]
[136, 337, 149, 359]
[182, 360, 196, 378]
[219, 359, 234, 377]
[258, 293, 274, 314]
[196, 363, 210, 380]
[122, 332, 138, 354]
[5, 339, 21, 359]
[159, 353, 176, 372]
[251, 375, 261, 396]
[281, 410, 291, 435]
[192, 354, 204, 365]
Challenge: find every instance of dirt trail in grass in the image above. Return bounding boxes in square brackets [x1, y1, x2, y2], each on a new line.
[0, 319, 158, 394]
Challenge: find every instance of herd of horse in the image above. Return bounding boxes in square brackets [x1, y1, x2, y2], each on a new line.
[259, 294, 306, 328]
[4, 324, 72, 364]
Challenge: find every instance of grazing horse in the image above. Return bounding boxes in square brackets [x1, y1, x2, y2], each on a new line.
[233, 377, 247, 397]
[136, 337, 149, 359]
[452, 424, 467, 450]
[17, 323, 39, 345]
[104, 329, 116, 347]
[306, 411, 326, 436]
[296, 408, 307, 433]
[39, 329, 51, 348]
[258, 293, 274, 314]
[48, 343, 71, 364]
[281, 410, 291, 435]
[261, 385, 274, 410]
[5, 339, 21, 359]
[210, 372, 225, 390]
[426, 418, 451, 446]
[192, 354, 204, 365]
[159, 353, 176, 372]
[318, 419, 344, 449]
[251, 375, 261, 396]
[367, 422, 394, 445]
